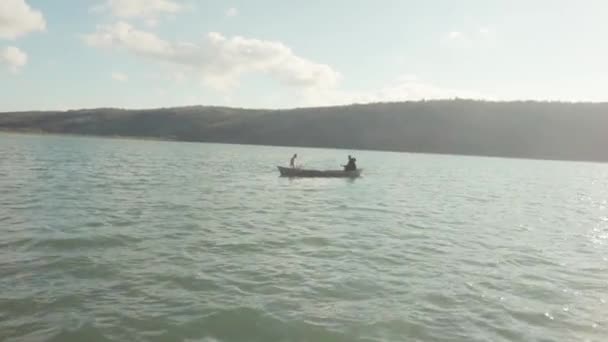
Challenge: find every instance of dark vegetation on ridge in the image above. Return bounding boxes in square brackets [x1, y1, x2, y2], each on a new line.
[1, 100, 607, 162]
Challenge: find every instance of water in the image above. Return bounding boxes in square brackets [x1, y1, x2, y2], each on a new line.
[1, 132, 607, 342]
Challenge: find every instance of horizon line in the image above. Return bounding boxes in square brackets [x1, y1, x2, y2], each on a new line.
[3, 98, 608, 114]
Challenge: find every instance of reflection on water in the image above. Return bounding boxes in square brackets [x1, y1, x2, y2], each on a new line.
[0, 133, 607, 342]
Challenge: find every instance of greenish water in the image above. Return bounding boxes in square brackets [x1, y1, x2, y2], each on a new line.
[1, 133, 606, 342]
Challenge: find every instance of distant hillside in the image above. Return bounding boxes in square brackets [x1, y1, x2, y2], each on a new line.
[1, 100, 608, 162]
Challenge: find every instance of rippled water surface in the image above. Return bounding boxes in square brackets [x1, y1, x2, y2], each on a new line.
[1, 133, 607, 342]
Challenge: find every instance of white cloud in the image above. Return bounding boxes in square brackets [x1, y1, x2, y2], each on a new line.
[97, 0, 181, 20]
[111, 71, 128, 82]
[441, 31, 472, 48]
[0, 0, 46, 39]
[478, 27, 497, 44]
[448, 31, 464, 40]
[225, 7, 238, 17]
[170, 70, 186, 83]
[479, 27, 491, 36]
[84, 22, 171, 56]
[1, 46, 27, 72]
[84, 22, 341, 91]
[144, 18, 159, 27]
[366, 77, 487, 101]
[300, 75, 489, 107]
[442, 28, 497, 48]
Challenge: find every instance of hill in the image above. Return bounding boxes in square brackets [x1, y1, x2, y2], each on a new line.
[1, 100, 607, 162]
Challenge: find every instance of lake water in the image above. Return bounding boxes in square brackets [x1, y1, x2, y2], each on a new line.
[1, 133, 607, 342]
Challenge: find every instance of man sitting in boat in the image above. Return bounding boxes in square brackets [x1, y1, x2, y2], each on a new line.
[343, 155, 357, 171]
[290, 154, 298, 168]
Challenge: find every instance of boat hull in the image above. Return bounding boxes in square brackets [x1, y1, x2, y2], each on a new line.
[278, 166, 362, 178]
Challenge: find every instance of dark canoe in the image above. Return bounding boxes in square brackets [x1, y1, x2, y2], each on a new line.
[277, 166, 362, 178]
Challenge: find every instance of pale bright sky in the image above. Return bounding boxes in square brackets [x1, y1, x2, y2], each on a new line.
[1, 0, 607, 111]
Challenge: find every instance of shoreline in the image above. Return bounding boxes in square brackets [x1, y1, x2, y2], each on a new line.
[2, 129, 605, 165]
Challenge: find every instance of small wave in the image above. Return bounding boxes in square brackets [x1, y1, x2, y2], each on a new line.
[30, 234, 135, 251]
[47, 324, 112, 342]
[172, 307, 355, 342]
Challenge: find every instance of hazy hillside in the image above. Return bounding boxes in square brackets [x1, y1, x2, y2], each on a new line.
[1, 100, 607, 162]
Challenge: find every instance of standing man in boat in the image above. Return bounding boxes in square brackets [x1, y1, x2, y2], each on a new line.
[290, 153, 298, 168]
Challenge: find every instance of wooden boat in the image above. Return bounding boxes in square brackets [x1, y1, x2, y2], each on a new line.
[277, 166, 362, 178]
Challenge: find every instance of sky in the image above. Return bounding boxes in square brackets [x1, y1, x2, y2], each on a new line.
[0, 0, 607, 111]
